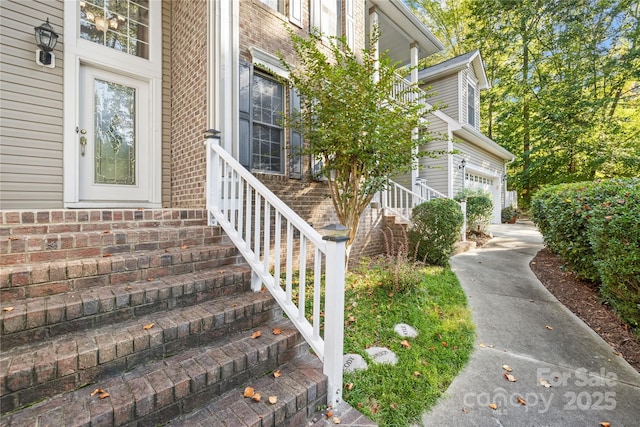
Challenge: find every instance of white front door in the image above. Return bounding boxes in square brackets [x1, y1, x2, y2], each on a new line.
[78, 65, 150, 203]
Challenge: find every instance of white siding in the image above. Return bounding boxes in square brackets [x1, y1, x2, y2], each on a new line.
[422, 74, 459, 122]
[0, 0, 64, 209]
[419, 115, 450, 196]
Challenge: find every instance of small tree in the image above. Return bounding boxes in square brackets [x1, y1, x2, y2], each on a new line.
[279, 29, 437, 259]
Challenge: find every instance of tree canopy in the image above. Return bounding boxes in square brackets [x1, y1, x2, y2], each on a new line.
[410, 0, 640, 206]
[278, 29, 436, 256]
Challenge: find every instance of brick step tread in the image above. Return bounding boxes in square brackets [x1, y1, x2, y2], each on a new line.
[166, 353, 326, 427]
[0, 319, 314, 426]
[0, 209, 209, 231]
[1, 242, 240, 300]
[0, 293, 282, 409]
[0, 263, 252, 348]
[0, 225, 226, 266]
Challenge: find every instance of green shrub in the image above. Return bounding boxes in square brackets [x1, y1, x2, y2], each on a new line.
[531, 182, 599, 281]
[586, 179, 640, 328]
[531, 178, 640, 329]
[408, 198, 464, 266]
[501, 206, 518, 223]
[455, 189, 493, 232]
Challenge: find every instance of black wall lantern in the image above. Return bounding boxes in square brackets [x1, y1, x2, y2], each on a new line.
[34, 18, 58, 68]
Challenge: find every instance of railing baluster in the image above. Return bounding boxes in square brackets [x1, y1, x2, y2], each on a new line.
[230, 168, 237, 228]
[298, 235, 306, 322]
[286, 221, 293, 304]
[274, 213, 282, 289]
[313, 248, 321, 340]
[263, 202, 271, 276]
[254, 194, 261, 264]
[237, 174, 244, 239]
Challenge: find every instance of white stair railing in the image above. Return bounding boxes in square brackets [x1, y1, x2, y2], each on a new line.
[206, 133, 346, 407]
[382, 180, 466, 241]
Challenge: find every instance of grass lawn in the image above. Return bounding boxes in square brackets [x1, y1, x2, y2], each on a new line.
[340, 259, 475, 426]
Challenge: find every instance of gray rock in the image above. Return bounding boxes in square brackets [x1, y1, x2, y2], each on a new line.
[394, 323, 418, 338]
[343, 353, 368, 373]
[365, 346, 398, 365]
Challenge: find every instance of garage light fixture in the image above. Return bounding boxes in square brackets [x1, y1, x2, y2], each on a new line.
[34, 18, 58, 68]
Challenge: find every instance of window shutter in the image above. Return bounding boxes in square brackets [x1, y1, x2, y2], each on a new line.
[239, 61, 252, 168]
[289, 0, 302, 27]
[289, 88, 303, 179]
[345, 0, 354, 50]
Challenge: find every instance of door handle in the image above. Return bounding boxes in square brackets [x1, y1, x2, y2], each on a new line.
[79, 129, 87, 156]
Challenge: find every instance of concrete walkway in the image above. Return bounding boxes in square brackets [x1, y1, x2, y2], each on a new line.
[420, 221, 640, 426]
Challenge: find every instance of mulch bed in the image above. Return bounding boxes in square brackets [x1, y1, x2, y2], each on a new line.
[530, 248, 640, 373]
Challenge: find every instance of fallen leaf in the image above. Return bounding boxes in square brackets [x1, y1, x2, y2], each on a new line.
[90, 388, 104, 397]
[613, 350, 622, 356]
[251, 330, 262, 339]
[515, 396, 526, 405]
[504, 373, 517, 382]
[545, 325, 553, 330]
[479, 343, 486, 348]
[332, 417, 341, 424]
[441, 341, 448, 347]
[103, 254, 112, 257]
[252, 392, 261, 402]
[326, 410, 333, 418]
[125, 286, 132, 291]
[231, 303, 238, 307]
[413, 371, 421, 377]
[348, 315, 356, 322]
[540, 378, 552, 388]
[143, 323, 154, 330]
[599, 423, 611, 427]
[7, 237, 18, 241]
[461, 407, 468, 413]
[489, 403, 498, 410]
[99, 392, 110, 399]
[2, 307, 14, 312]
[502, 365, 513, 372]
[272, 328, 282, 335]
[268, 396, 277, 404]
[401, 340, 411, 349]
[218, 270, 225, 274]
[345, 382, 354, 391]
[147, 277, 154, 281]
[243, 387, 255, 398]
[103, 230, 110, 234]
[390, 402, 398, 410]
[273, 370, 282, 378]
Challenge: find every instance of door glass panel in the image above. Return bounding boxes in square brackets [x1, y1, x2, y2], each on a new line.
[94, 78, 136, 185]
[80, 0, 149, 59]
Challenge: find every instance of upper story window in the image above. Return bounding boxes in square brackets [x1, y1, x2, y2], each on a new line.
[80, 0, 149, 59]
[312, 0, 341, 37]
[467, 82, 476, 128]
[259, 0, 284, 14]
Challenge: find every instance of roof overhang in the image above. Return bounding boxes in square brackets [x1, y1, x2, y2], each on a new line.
[366, 0, 444, 67]
[419, 50, 490, 89]
[453, 124, 515, 161]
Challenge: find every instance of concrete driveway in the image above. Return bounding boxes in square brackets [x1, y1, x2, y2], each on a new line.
[420, 221, 640, 426]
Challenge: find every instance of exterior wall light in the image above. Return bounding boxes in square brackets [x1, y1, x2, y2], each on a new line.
[458, 159, 467, 170]
[34, 18, 58, 68]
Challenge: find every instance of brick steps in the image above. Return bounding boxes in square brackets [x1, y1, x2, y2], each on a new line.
[0, 262, 252, 350]
[1, 242, 242, 301]
[0, 319, 319, 427]
[0, 290, 280, 409]
[0, 208, 328, 426]
[166, 353, 326, 427]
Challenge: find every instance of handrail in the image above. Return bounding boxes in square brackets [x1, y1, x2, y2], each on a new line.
[206, 136, 346, 407]
[382, 180, 467, 241]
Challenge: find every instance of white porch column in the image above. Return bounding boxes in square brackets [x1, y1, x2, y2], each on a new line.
[208, 0, 239, 155]
[410, 43, 419, 193]
[369, 6, 379, 82]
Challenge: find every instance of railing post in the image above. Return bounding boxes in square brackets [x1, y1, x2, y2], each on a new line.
[322, 234, 348, 409]
[460, 200, 467, 242]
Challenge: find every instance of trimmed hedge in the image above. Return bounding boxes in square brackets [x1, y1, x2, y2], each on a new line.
[455, 189, 493, 233]
[531, 178, 640, 328]
[409, 198, 464, 266]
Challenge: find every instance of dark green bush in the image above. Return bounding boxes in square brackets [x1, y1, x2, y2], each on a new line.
[501, 206, 518, 223]
[531, 178, 640, 329]
[455, 189, 493, 232]
[530, 182, 599, 281]
[408, 198, 464, 266]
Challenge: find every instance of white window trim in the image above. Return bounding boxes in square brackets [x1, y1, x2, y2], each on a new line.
[250, 47, 289, 79]
[63, 0, 162, 207]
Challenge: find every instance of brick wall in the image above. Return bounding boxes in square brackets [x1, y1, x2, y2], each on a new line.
[170, 0, 208, 208]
